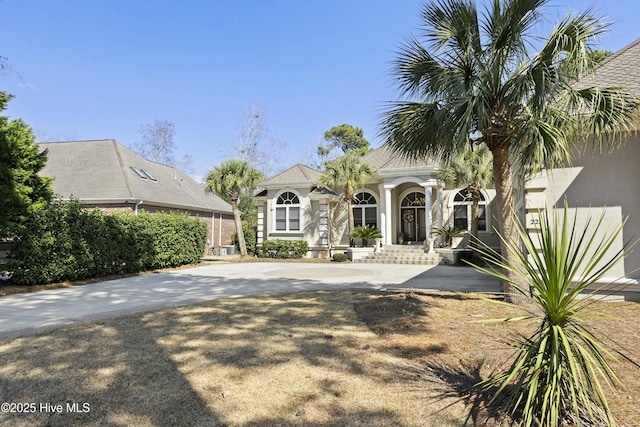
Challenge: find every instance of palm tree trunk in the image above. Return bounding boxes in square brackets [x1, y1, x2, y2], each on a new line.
[231, 200, 247, 256]
[491, 145, 530, 304]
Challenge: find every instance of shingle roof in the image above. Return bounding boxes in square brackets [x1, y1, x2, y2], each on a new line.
[577, 38, 640, 97]
[261, 163, 322, 186]
[361, 144, 439, 170]
[40, 139, 233, 213]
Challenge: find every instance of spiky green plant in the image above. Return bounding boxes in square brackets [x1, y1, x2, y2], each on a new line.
[350, 225, 382, 247]
[432, 225, 466, 248]
[474, 202, 635, 427]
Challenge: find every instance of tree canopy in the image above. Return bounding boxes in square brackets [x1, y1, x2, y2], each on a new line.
[436, 144, 493, 244]
[0, 91, 53, 236]
[316, 124, 371, 167]
[234, 106, 284, 178]
[319, 154, 376, 237]
[134, 119, 193, 173]
[380, 0, 639, 303]
[204, 159, 263, 256]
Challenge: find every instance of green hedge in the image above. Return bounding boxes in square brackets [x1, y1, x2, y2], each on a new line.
[256, 239, 308, 259]
[6, 201, 207, 285]
[231, 224, 257, 255]
[332, 253, 348, 262]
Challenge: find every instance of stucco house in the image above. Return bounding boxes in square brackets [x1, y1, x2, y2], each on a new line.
[255, 38, 640, 299]
[254, 144, 499, 261]
[523, 38, 640, 296]
[39, 139, 235, 254]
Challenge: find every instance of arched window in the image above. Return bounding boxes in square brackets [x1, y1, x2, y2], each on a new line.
[401, 191, 426, 207]
[453, 189, 487, 232]
[353, 191, 377, 227]
[275, 191, 300, 231]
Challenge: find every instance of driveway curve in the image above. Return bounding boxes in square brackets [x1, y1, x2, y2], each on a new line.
[0, 262, 499, 339]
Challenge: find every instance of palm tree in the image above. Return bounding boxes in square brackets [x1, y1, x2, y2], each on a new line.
[436, 144, 493, 247]
[380, 0, 639, 304]
[319, 154, 376, 240]
[205, 159, 263, 256]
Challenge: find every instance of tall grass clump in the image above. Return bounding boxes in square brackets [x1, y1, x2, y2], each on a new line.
[474, 202, 635, 427]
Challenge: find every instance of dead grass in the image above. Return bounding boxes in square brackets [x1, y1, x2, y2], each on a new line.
[0, 290, 638, 426]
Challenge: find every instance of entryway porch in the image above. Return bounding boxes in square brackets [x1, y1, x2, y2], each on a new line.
[353, 244, 442, 265]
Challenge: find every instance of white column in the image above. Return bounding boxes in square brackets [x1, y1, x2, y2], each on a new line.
[423, 185, 432, 249]
[437, 185, 444, 230]
[378, 184, 386, 245]
[436, 185, 444, 247]
[384, 186, 393, 245]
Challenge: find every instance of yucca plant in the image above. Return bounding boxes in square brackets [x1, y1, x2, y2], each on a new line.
[474, 202, 635, 427]
[350, 225, 382, 247]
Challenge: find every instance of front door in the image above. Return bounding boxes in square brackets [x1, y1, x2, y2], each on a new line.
[401, 207, 426, 243]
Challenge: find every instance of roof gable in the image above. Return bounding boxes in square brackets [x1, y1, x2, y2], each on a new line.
[261, 164, 322, 186]
[361, 144, 439, 170]
[40, 139, 233, 213]
[577, 38, 640, 97]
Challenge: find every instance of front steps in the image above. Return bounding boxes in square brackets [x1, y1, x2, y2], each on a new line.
[354, 244, 442, 265]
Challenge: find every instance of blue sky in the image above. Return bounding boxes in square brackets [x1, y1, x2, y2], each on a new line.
[2, 0, 639, 181]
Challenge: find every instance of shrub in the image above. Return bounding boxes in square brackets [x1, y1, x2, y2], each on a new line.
[332, 253, 348, 262]
[118, 211, 207, 270]
[474, 202, 634, 427]
[257, 239, 308, 259]
[7, 202, 207, 285]
[6, 200, 136, 285]
[232, 224, 257, 255]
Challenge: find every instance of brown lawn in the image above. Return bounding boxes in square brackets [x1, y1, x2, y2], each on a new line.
[0, 287, 638, 426]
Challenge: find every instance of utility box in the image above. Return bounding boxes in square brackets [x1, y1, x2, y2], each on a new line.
[221, 245, 236, 255]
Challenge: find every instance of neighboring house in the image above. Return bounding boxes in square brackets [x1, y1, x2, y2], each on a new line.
[254, 144, 499, 257]
[39, 139, 235, 254]
[525, 38, 640, 294]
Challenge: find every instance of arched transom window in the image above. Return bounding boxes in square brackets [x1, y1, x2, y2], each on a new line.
[453, 189, 487, 232]
[353, 191, 377, 227]
[401, 191, 426, 206]
[275, 191, 300, 231]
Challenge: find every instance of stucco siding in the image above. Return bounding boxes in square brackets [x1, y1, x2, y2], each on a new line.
[526, 137, 640, 280]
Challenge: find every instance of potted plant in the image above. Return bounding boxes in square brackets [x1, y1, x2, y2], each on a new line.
[350, 225, 382, 247]
[348, 225, 382, 261]
[433, 226, 471, 265]
[432, 226, 466, 248]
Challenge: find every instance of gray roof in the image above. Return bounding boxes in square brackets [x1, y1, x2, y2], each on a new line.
[361, 144, 439, 170]
[40, 139, 233, 214]
[259, 147, 439, 190]
[261, 163, 322, 186]
[578, 38, 640, 97]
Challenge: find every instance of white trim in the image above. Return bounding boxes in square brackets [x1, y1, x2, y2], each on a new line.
[353, 190, 379, 229]
[448, 188, 491, 233]
[273, 189, 302, 232]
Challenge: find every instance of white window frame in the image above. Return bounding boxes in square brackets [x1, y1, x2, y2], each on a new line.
[451, 188, 489, 232]
[352, 190, 378, 228]
[274, 190, 301, 232]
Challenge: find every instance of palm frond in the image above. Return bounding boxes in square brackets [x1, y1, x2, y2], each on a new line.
[380, 101, 465, 163]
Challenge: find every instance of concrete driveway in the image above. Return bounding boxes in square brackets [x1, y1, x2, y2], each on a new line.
[0, 262, 499, 339]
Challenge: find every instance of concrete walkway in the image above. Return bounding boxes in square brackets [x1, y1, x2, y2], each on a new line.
[0, 262, 499, 339]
